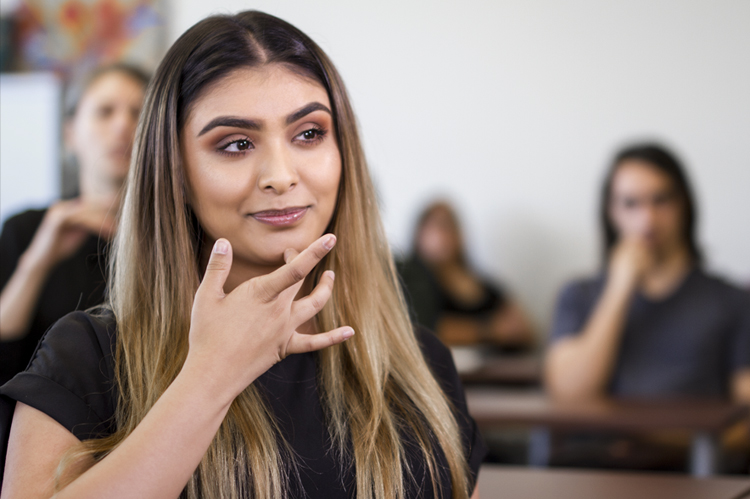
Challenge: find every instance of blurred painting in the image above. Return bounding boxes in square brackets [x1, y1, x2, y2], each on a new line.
[12, 0, 163, 76]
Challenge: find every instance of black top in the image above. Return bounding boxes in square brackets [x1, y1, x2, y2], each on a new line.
[0, 310, 487, 497]
[549, 267, 750, 398]
[0, 208, 108, 385]
[397, 255, 506, 332]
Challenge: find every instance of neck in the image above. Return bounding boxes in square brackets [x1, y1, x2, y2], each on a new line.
[640, 244, 693, 299]
[79, 173, 124, 208]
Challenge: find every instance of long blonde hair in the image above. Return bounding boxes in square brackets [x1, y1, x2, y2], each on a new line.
[59, 11, 471, 499]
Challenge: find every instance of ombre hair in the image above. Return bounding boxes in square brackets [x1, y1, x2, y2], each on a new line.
[57, 11, 471, 499]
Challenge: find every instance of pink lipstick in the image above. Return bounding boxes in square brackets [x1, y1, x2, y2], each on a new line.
[250, 206, 309, 226]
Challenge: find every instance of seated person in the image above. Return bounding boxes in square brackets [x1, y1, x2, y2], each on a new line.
[545, 143, 750, 471]
[398, 200, 534, 349]
[0, 64, 148, 385]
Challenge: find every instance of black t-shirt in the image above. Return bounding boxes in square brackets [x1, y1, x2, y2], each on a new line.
[549, 267, 750, 398]
[0, 310, 486, 496]
[397, 255, 507, 331]
[0, 208, 108, 385]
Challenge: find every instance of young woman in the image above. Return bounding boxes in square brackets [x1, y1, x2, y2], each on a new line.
[0, 64, 148, 385]
[398, 201, 534, 349]
[0, 11, 485, 499]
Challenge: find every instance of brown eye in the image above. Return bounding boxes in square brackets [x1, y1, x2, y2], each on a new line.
[295, 127, 327, 144]
[218, 137, 254, 155]
[97, 105, 114, 119]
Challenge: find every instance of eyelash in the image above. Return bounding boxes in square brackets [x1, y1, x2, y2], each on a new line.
[215, 126, 329, 157]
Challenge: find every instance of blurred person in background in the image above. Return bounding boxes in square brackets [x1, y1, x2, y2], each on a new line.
[398, 200, 535, 350]
[544, 143, 750, 471]
[0, 64, 148, 385]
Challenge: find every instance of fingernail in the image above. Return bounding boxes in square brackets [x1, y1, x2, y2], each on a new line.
[214, 239, 229, 255]
[342, 328, 354, 339]
[326, 270, 335, 281]
[323, 234, 336, 250]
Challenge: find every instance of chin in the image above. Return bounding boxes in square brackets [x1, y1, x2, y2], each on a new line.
[251, 228, 324, 261]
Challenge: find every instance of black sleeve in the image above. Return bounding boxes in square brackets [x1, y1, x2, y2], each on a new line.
[0, 311, 117, 442]
[415, 327, 487, 491]
[0, 210, 48, 383]
[548, 279, 600, 345]
[729, 288, 750, 371]
[0, 209, 46, 290]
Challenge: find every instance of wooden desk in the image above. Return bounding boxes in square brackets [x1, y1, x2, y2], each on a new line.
[476, 465, 750, 499]
[451, 347, 541, 386]
[467, 388, 750, 477]
[459, 355, 541, 386]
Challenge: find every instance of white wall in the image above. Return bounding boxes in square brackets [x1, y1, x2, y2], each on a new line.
[167, 1, 750, 332]
[0, 72, 61, 224]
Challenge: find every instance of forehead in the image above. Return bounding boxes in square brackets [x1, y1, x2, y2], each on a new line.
[185, 64, 330, 128]
[611, 159, 676, 197]
[82, 72, 144, 103]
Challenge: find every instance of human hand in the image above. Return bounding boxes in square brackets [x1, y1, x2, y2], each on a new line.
[23, 199, 117, 272]
[608, 237, 653, 292]
[185, 234, 354, 402]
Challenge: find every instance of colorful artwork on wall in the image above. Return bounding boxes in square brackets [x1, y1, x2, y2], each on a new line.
[11, 0, 163, 76]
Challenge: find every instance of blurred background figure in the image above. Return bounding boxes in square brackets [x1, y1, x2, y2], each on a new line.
[0, 64, 148, 385]
[398, 200, 535, 350]
[544, 143, 750, 471]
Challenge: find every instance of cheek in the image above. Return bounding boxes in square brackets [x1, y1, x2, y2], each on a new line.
[306, 152, 342, 203]
[186, 164, 242, 223]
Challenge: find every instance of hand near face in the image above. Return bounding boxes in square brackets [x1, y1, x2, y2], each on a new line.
[186, 233, 354, 401]
[608, 237, 654, 291]
[24, 199, 117, 272]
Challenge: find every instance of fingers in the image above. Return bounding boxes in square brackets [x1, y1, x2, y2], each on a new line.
[261, 234, 336, 301]
[198, 239, 233, 299]
[286, 326, 355, 355]
[283, 248, 300, 263]
[291, 270, 335, 324]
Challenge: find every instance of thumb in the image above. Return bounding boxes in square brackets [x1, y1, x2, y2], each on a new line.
[201, 238, 233, 297]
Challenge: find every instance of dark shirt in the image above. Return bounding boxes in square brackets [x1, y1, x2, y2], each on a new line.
[0, 208, 108, 385]
[549, 267, 750, 398]
[0, 310, 486, 496]
[397, 255, 506, 332]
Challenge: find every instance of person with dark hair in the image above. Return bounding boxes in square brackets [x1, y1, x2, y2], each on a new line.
[398, 200, 534, 349]
[544, 143, 750, 470]
[0, 64, 149, 385]
[0, 11, 484, 498]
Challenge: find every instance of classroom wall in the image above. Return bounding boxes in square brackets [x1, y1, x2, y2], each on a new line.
[1, 1, 746, 335]
[166, 0, 750, 333]
[0, 72, 61, 224]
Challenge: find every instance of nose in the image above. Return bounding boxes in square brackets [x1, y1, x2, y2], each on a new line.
[257, 142, 299, 194]
[636, 202, 658, 233]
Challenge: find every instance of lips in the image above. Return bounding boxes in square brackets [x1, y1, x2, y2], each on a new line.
[250, 206, 309, 226]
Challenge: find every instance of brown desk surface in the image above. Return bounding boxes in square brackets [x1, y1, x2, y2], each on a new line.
[459, 355, 541, 386]
[477, 466, 750, 499]
[467, 388, 750, 433]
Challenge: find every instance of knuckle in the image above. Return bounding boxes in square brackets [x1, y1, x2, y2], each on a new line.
[255, 279, 276, 302]
[205, 260, 228, 273]
[288, 265, 306, 283]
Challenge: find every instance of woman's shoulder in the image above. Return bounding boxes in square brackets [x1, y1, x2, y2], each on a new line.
[0, 308, 118, 440]
[0, 208, 47, 236]
[29, 308, 116, 371]
[412, 325, 465, 396]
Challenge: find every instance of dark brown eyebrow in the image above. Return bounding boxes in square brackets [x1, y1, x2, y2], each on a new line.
[197, 102, 331, 137]
[197, 117, 260, 137]
[286, 102, 331, 125]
